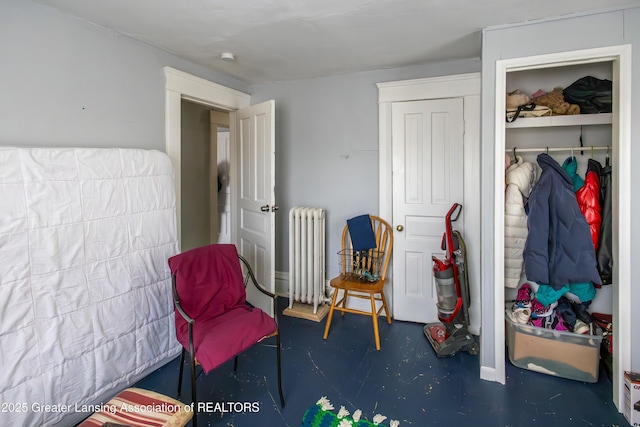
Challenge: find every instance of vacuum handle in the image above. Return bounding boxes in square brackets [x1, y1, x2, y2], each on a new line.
[444, 203, 462, 258]
[446, 203, 462, 223]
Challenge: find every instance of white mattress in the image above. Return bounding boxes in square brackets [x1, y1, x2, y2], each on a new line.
[0, 147, 181, 426]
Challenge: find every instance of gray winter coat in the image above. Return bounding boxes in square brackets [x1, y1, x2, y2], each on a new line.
[523, 153, 602, 289]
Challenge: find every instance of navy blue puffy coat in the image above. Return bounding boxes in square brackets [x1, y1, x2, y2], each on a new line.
[523, 153, 602, 289]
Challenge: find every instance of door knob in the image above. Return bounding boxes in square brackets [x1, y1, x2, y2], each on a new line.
[260, 205, 270, 212]
[396, 225, 404, 232]
[271, 205, 279, 212]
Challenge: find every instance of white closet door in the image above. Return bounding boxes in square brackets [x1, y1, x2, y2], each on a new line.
[392, 98, 464, 323]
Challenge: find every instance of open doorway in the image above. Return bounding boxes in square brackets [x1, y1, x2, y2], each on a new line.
[180, 101, 230, 251]
[165, 67, 278, 316]
[216, 127, 231, 244]
[164, 66, 251, 250]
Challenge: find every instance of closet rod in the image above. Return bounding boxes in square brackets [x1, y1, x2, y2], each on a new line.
[506, 145, 610, 153]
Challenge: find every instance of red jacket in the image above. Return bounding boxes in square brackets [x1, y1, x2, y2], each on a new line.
[576, 159, 602, 252]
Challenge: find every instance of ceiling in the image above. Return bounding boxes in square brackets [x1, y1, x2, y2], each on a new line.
[36, 0, 640, 84]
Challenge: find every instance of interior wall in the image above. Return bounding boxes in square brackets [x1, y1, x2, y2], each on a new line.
[248, 58, 481, 279]
[480, 7, 640, 374]
[0, 0, 248, 150]
[180, 100, 212, 251]
[2, 0, 481, 296]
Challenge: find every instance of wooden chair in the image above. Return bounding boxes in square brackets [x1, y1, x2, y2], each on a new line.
[168, 244, 284, 427]
[323, 215, 393, 350]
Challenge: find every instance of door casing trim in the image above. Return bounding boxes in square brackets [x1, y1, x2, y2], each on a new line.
[377, 72, 481, 324]
[164, 66, 250, 247]
[491, 45, 631, 410]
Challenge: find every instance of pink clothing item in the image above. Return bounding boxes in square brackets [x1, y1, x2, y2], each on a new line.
[530, 316, 543, 328]
[531, 298, 557, 319]
[552, 312, 569, 331]
[531, 89, 547, 98]
[514, 283, 533, 308]
[169, 244, 277, 373]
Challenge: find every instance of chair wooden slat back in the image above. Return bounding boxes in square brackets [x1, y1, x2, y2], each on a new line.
[341, 215, 393, 281]
[325, 215, 394, 350]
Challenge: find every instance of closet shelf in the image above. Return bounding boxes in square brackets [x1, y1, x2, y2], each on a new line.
[505, 113, 612, 128]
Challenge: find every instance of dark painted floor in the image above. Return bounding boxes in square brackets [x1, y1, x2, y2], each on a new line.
[134, 300, 627, 427]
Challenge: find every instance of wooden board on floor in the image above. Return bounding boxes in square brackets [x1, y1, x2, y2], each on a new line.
[283, 302, 329, 322]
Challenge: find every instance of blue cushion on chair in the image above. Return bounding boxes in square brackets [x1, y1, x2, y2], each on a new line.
[347, 214, 376, 251]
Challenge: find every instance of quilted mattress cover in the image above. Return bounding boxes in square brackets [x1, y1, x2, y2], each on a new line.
[0, 147, 181, 426]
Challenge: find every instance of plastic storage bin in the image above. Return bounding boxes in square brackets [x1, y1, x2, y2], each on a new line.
[505, 315, 602, 382]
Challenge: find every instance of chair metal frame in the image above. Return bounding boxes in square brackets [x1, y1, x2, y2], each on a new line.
[323, 215, 393, 350]
[172, 254, 284, 427]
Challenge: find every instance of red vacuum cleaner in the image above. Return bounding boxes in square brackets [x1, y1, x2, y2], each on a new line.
[424, 203, 478, 357]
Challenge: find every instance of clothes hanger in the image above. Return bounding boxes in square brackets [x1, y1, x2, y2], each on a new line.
[513, 147, 518, 163]
[580, 126, 584, 155]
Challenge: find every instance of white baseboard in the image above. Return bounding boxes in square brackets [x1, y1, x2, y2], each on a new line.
[275, 270, 289, 297]
[279, 270, 390, 316]
[276, 270, 332, 302]
[480, 365, 504, 384]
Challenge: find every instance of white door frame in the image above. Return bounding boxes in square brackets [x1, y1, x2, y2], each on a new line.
[377, 73, 481, 328]
[491, 45, 631, 410]
[164, 67, 250, 248]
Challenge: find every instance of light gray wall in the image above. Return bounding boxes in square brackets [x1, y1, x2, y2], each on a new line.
[0, 0, 480, 290]
[249, 58, 481, 278]
[0, 0, 248, 150]
[481, 7, 640, 372]
[180, 100, 212, 251]
[0, 0, 480, 299]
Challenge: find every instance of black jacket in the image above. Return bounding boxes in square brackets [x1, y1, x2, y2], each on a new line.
[597, 157, 612, 285]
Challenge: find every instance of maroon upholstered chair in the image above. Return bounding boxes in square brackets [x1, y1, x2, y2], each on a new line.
[168, 244, 284, 427]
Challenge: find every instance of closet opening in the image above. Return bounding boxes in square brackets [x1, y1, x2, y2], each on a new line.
[491, 45, 631, 411]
